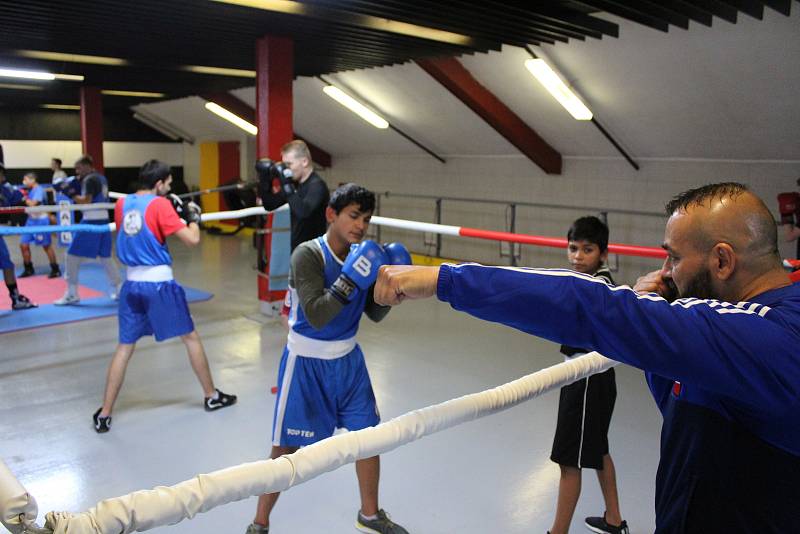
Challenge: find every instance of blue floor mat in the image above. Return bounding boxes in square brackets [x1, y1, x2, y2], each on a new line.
[0, 263, 213, 334]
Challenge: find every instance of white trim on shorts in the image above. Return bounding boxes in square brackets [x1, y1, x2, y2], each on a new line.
[272, 349, 298, 445]
[126, 265, 174, 282]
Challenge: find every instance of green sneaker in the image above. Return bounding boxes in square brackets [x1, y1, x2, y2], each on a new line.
[356, 509, 408, 534]
[245, 523, 268, 534]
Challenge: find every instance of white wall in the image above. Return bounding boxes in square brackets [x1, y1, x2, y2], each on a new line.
[328, 154, 800, 285]
[0, 140, 183, 169]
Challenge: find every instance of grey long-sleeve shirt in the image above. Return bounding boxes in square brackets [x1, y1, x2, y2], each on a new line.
[290, 239, 390, 330]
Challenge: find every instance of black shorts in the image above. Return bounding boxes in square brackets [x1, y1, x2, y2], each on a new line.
[550, 366, 616, 470]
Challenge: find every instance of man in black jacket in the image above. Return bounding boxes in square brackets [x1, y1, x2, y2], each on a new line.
[258, 139, 329, 251]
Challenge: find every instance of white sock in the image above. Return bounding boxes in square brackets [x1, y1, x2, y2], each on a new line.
[360, 512, 378, 521]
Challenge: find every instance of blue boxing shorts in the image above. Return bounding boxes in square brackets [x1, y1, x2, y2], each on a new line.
[68, 219, 112, 258]
[0, 237, 13, 270]
[118, 280, 195, 343]
[20, 217, 52, 247]
[272, 342, 380, 447]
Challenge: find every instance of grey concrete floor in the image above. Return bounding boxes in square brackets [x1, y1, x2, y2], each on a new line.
[0, 233, 661, 533]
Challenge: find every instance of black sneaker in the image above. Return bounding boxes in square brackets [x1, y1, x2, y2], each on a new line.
[204, 389, 237, 411]
[93, 408, 112, 433]
[356, 509, 409, 534]
[11, 294, 37, 310]
[585, 512, 629, 534]
[18, 267, 35, 278]
[48, 267, 61, 279]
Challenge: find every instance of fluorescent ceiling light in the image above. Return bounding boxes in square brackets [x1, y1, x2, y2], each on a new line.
[184, 65, 256, 78]
[0, 83, 43, 91]
[41, 104, 81, 110]
[322, 86, 389, 129]
[16, 50, 128, 66]
[211, 0, 472, 45]
[53, 73, 85, 81]
[204, 101, 258, 135]
[524, 58, 592, 121]
[0, 67, 55, 80]
[102, 89, 165, 98]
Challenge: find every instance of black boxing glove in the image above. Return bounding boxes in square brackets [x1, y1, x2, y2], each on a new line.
[184, 200, 202, 225]
[255, 158, 274, 186]
[274, 162, 296, 195]
[168, 193, 192, 224]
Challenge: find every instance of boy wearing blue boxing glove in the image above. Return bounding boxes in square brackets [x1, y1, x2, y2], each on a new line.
[247, 183, 409, 534]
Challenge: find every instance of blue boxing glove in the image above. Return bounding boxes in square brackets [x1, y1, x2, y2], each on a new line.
[53, 176, 81, 199]
[383, 242, 412, 265]
[329, 240, 387, 303]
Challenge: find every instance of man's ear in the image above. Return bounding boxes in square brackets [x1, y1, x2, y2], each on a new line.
[711, 243, 736, 281]
[325, 205, 337, 224]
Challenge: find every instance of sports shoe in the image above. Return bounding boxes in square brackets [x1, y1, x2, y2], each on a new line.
[585, 512, 629, 534]
[48, 267, 61, 279]
[245, 523, 268, 533]
[356, 509, 409, 534]
[93, 408, 112, 433]
[18, 266, 35, 278]
[54, 293, 80, 305]
[204, 389, 237, 411]
[11, 294, 37, 310]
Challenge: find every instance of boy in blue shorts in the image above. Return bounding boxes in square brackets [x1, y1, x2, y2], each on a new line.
[18, 172, 60, 278]
[246, 183, 410, 534]
[548, 216, 628, 534]
[93, 159, 236, 433]
[55, 155, 120, 304]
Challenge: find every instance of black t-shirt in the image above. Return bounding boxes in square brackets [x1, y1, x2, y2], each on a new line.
[261, 171, 330, 250]
[83, 173, 102, 197]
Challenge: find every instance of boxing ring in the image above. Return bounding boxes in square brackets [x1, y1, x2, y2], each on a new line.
[0, 197, 767, 533]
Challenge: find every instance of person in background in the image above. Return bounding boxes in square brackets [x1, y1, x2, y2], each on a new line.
[18, 172, 60, 278]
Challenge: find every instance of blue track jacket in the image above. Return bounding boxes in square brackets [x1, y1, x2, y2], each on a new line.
[437, 263, 800, 534]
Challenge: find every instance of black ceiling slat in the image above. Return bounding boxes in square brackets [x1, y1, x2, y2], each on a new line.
[718, 0, 765, 18]
[310, 0, 572, 45]
[570, 1, 670, 31]
[371, 0, 598, 41]
[614, 0, 692, 29]
[660, 1, 714, 26]
[358, 0, 619, 38]
[511, 3, 620, 37]
[761, 0, 791, 15]
[689, 0, 740, 22]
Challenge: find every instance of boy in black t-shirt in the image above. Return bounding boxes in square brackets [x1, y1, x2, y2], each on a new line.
[548, 216, 629, 534]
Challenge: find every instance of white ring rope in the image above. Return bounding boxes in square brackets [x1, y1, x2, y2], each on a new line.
[1, 353, 617, 534]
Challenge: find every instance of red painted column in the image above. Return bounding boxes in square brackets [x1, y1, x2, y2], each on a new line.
[255, 36, 293, 159]
[255, 36, 294, 307]
[79, 86, 104, 172]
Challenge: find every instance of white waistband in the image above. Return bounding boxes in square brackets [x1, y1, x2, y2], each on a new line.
[286, 330, 357, 359]
[126, 265, 174, 282]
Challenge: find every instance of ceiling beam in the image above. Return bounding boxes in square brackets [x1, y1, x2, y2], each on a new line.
[201, 92, 332, 168]
[416, 57, 561, 175]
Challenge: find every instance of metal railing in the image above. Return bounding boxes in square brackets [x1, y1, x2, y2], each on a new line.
[374, 191, 665, 266]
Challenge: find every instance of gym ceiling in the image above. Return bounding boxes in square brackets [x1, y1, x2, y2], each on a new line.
[0, 1, 793, 110]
